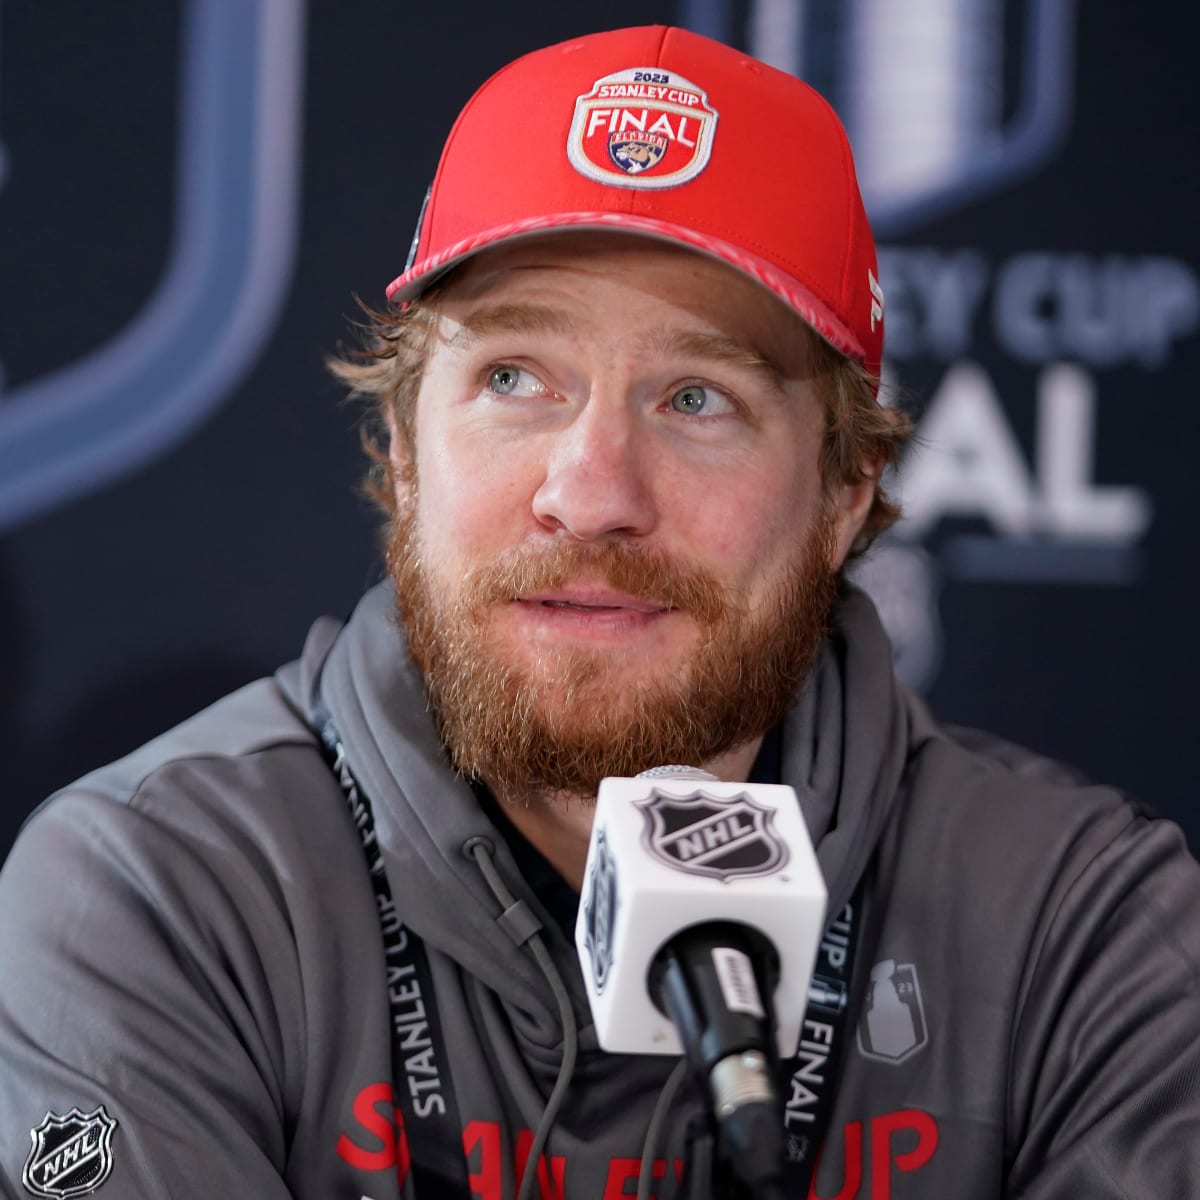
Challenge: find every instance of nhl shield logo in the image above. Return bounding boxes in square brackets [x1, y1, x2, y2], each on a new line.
[22, 1106, 118, 1199]
[582, 828, 619, 992]
[638, 789, 788, 882]
[567, 68, 718, 190]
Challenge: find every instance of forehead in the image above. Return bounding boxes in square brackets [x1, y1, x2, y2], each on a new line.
[430, 232, 824, 378]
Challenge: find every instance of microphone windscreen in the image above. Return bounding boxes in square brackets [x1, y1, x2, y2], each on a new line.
[636, 765, 719, 781]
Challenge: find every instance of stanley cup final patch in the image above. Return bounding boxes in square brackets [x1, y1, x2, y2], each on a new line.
[22, 1106, 118, 1199]
[567, 68, 718, 190]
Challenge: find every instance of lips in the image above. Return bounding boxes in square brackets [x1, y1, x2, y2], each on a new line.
[520, 589, 669, 614]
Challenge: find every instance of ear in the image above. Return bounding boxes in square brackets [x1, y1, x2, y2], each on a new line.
[386, 410, 417, 502]
[828, 466, 879, 569]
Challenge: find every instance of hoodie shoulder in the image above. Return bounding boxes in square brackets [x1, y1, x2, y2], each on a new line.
[0, 673, 387, 1198]
[61, 675, 318, 809]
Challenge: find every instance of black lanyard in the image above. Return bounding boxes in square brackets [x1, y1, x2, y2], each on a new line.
[315, 706, 861, 1198]
[314, 707, 471, 1197]
[779, 886, 863, 1197]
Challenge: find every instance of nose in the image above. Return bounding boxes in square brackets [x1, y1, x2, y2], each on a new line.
[531, 398, 657, 541]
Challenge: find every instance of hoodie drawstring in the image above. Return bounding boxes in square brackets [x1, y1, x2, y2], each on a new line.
[464, 836, 579, 1200]
[463, 835, 706, 1200]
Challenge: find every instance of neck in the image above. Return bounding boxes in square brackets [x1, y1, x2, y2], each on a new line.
[489, 736, 765, 891]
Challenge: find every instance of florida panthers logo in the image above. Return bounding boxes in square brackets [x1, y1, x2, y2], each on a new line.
[609, 133, 667, 175]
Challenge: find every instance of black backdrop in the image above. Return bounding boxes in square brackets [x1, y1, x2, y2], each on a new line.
[2, 1, 1197, 861]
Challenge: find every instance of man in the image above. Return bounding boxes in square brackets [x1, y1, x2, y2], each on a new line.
[1, 24, 1197, 1200]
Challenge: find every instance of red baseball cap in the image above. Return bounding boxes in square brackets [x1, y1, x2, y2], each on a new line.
[386, 25, 884, 376]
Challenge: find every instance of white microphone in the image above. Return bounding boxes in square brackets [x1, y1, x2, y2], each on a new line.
[576, 767, 827, 1056]
[575, 767, 827, 1197]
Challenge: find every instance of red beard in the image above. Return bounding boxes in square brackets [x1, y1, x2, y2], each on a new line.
[388, 493, 839, 799]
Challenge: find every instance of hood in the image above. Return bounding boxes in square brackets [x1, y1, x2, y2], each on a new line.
[780, 583, 915, 916]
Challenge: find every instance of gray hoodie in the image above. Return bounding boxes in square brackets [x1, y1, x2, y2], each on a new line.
[1, 581, 1198, 1198]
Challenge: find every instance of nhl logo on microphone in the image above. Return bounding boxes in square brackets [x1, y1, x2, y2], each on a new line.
[639, 789, 788, 882]
[577, 776, 825, 1056]
[581, 828, 618, 992]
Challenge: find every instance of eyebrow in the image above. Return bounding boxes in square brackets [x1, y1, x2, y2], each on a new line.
[649, 330, 788, 392]
[445, 303, 580, 351]
[444, 302, 790, 391]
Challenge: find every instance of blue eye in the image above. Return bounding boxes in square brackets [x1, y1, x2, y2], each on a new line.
[489, 366, 523, 395]
[670, 385, 709, 414]
[671, 384, 738, 417]
[486, 365, 548, 400]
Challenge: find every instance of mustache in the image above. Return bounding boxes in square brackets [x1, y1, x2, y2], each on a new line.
[461, 541, 730, 625]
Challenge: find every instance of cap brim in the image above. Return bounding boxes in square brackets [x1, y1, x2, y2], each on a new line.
[385, 212, 866, 366]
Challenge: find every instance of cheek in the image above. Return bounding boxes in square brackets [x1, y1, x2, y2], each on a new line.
[414, 433, 539, 564]
[694, 464, 823, 565]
